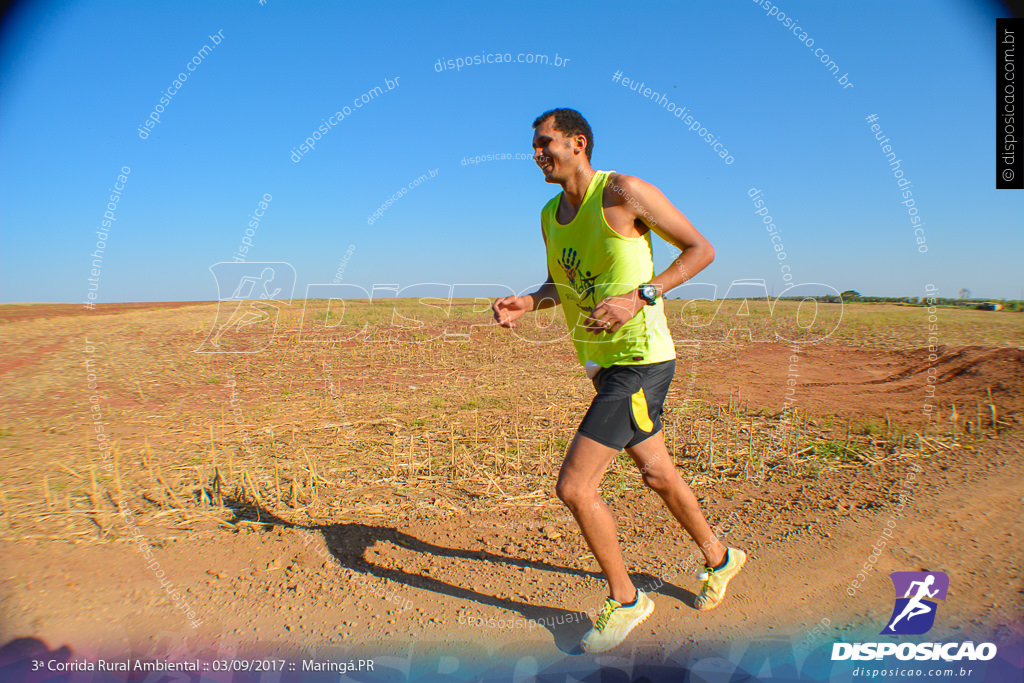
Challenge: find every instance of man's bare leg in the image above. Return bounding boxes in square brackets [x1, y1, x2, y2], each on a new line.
[625, 431, 727, 568]
[556, 432, 637, 604]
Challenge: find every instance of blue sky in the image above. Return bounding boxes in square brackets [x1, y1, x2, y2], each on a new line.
[0, 0, 1020, 304]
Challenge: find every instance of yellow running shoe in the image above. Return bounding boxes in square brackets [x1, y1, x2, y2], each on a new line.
[580, 590, 654, 653]
[694, 547, 747, 611]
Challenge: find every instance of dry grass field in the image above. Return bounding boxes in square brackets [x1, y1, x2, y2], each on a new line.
[0, 298, 1021, 669]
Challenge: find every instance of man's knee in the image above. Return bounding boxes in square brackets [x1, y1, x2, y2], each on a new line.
[556, 478, 593, 507]
[637, 457, 680, 494]
[641, 469, 674, 494]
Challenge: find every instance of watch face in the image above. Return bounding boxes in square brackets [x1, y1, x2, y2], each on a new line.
[640, 284, 657, 303]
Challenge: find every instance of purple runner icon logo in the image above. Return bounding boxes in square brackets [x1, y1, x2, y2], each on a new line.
[882, 571, 949, 635]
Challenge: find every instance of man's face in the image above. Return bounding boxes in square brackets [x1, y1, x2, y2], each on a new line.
[532, 117, 583, 184]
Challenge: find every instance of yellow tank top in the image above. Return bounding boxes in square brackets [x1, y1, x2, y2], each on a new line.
[542, 170, 676, 367]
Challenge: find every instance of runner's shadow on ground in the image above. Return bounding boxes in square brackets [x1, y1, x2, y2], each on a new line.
[630, 571, 699, 609]
[230, 499, 597, 653]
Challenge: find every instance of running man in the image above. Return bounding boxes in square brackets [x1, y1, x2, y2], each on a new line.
[888, 575, 939, 631]
[492, 108, 746, 653]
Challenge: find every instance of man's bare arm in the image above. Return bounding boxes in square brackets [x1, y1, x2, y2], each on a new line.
[582, 175, 714, 333]
[529, 222, 561, 309]
[524, 273, 560, 310]
[616, 174, 714, 296]
[492, 224, 560, 328]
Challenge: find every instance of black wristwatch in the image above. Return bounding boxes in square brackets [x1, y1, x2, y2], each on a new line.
[637, 283, 659, 306]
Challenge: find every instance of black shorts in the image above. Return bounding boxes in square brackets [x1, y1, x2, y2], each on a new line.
[577, 360, 675, 451]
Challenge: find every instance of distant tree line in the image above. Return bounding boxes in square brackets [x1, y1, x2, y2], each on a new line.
[768, 290, 1024, 312]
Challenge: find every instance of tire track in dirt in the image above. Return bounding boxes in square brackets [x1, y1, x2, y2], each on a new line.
[0, 334, 77, 378]
[700, 343, 1024, 426]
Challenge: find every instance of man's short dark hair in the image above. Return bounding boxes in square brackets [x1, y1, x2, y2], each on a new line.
[533, 108, 594, 162]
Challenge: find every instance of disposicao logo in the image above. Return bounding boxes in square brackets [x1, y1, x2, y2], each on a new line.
[882, 571, 948, 635]
[831, 571, 998, 662]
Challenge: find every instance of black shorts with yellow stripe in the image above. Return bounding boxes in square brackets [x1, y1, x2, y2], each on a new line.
[577, 359, 675, 451]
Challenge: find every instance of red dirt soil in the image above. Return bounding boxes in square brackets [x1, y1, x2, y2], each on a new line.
[695, 343, 1024, 427]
